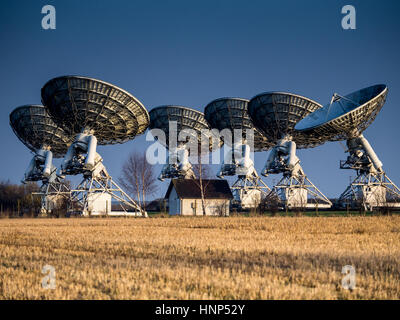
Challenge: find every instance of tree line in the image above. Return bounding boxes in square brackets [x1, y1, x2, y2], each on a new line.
[0, 150, 213, 217]
[0, 180, 41, 217]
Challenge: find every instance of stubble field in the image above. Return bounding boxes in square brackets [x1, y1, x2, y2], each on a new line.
[0, 216, 399, 299]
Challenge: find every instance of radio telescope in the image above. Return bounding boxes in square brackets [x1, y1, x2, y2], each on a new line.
[41, 76, 149, 216]
[149, 105, 220, 181]
[248, 92, 332, 209]
[204, 97, 273, 209]
[296, 84, 400, 210]
[9, 105, 73, 214]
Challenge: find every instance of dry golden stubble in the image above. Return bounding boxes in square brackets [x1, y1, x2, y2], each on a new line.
[0, 216, 399, 299]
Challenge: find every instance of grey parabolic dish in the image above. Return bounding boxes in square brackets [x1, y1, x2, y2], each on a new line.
[248, 92, 324, 148]
[10, 104, 73, 158]
[41, 75, 150, 145]
[204, 97, 273, 152]
[149, 105, 221, 151]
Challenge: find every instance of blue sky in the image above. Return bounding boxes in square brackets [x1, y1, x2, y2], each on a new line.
[1, 0, 399, 200]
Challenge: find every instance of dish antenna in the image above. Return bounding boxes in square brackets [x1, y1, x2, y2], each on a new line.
[296, 84, 400, 210]
[149, 105, 220, 181]
[204, 97, 273, 209]
[9, 105, 72, 215]
[248, 92, 332, 209]
[41, 76, 149, 216]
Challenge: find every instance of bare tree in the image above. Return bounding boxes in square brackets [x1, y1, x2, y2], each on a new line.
[215, 201, 228, 217]
[353, 194, 366, 216]
[284, 187, 307, 217]
[190, 151, 214, 216]
[374, 189, 395, 216]
[192, 163, 213, 179]
[262, 192, 281, 216]
[49, 196, 69, 218]
[119, 152, 158, 212]
[0, 180, 41, 217]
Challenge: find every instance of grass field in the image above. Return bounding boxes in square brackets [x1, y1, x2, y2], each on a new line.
[0, 216, 399, 299]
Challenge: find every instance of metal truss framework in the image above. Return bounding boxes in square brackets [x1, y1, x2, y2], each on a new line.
[60, 131, 147, 217]
[32, 179, 71, 215]
[9, 104, 75, 215]
[216, 140, 271, 208]
[267, 173, 332, 209]
[339, 172, 400, 211]
[70, 171, 146, 217]
[231, 174, 270, 192]
[262, 136, 332, 209]
[230, 173, 271, 208]
[337, 134, 400, 210]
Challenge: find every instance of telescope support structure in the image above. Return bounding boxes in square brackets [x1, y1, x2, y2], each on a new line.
[158, 146, 195, 181]
[24, 148, 71, 215]
[339, 134, 400, 210]
[62, 131, 146, 216]
[263, 136, 332, 209]
[218, 143, 270, 209]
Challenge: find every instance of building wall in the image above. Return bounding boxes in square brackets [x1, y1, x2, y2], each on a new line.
[284, 188, 308, 208]
[181, 198, 229, 216]
[167, 185, 231, 216]
[359, 185, 387, 208]
[87, 193, 112, 215]
[168, 187, 180, 215]
[234, 189, 261, 209]
[43, 195, 64, 211]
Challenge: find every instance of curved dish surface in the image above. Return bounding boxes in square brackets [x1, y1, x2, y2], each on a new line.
[41, 75, 149, 145]
[295, 84, 387, 141]
[10, 105, 72, 157]
[204, 97, 273, 151]
[248, 92, 323, 148]
[149, 105, 220, 151]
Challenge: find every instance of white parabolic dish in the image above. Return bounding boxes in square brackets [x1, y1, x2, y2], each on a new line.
[295, 84, 388, 141]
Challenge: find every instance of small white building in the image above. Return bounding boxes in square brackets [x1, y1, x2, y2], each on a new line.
[87, 192, 112, 215]
[83, 193, 142, 216]
[165, 179, 233, 216]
